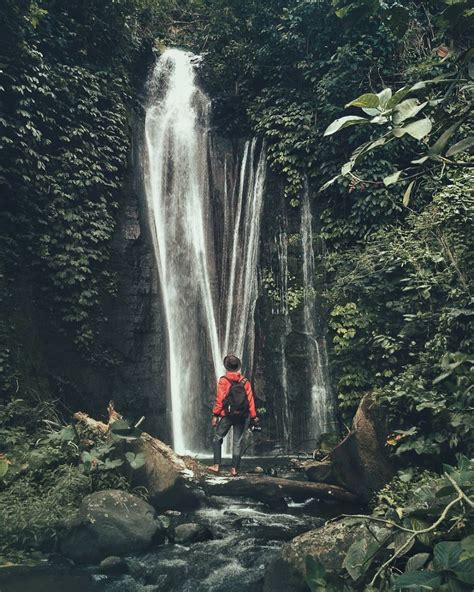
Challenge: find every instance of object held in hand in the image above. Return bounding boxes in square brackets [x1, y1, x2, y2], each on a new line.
[250, 418, 262, 432]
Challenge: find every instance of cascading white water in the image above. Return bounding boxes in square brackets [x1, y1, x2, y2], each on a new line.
[275, 222, 291, 445]
[222, 138, 266, 360]
[301, 186, 334, 438]
[143, 49, 266, 454]
[144, 49, 222, 453]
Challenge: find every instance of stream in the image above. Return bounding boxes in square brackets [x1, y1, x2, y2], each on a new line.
[0, 460, 354, 592]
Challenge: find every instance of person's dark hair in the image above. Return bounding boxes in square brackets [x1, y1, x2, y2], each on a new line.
[223, 354, 241, 371]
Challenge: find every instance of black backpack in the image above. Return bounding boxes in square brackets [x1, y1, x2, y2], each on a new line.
[222, 377, 250, 417]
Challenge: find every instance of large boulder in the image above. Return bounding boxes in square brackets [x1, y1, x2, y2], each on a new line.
[266, 518, 387, 587]
[304, 460, 338, 485]
[130, 433, 203, 510]
[330, 395, 394, 501]
[61, 490, 162, 563]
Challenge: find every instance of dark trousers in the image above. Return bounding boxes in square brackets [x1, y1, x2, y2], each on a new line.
[212, 416, 249, 469]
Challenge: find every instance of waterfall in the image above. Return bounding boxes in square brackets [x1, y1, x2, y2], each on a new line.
[143, 49, 265, 454]
[301, 186, 333, 439]
[222, 138, 266, 362]
[275, 220, 291, 445]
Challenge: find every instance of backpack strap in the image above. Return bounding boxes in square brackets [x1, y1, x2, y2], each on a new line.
[221, 376, 247, 385]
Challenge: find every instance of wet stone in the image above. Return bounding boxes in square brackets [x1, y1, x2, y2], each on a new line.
[233, 516, 262, 528]
[99, 556, 129, 575]
[174, 523, 213, 544]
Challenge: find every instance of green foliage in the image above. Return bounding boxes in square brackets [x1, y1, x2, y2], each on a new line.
[0, 396, 147, 563]
[395, 540, 474, 590]
[331, 0, 410, 38]
[322, 50, 473, 199]
[327, 171, 473, 463]
[0, 0, 176, 389]
[261, 267, 305, 312]
[304, 459, 473, 591]
[305, 555, 351, 591]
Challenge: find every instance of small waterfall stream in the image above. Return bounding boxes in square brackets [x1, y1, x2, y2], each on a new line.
[143, 49, 265, 454]
[274, 220, 291, 446]
[301, 187, 334, 438]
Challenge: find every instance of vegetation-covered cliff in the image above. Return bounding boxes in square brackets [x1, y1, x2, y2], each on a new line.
[0, 1, 472, 589]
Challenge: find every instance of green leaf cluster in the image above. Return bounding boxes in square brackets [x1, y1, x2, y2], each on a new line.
[0, 396, 148, 563]
[327, 170, 473, 462]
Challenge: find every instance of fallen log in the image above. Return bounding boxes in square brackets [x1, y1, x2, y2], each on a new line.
[73, 400, 122, 433]
[72, 405, 357, 508]
[73, 404, 205, 510]
[203, 474, 358, 506]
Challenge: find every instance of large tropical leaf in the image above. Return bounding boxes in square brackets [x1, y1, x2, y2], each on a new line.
[323, 115, 368, 136]
[345, 93, 380, 109]
[394, 569, 443, 589]
[377, 88, 393, 109]
[403, 181, 415, 207]
[405, 553, 430, 572]
[343, 537, 381, 580]
[446, 136, 474, 157]
[403, 118, 432, 140]
[305, 555, 327, 588]
[429, 121, 463, 155]
[384, 170, 402, 186]
[393, 99, 428, 124]
[454, 558, 474, 585]
[433, 541, 462, 570]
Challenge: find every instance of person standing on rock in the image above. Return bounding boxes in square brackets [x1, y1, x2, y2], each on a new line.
[208, 354, 259, 477]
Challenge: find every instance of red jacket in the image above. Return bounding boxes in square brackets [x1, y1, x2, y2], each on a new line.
[212, 371, 257, 418]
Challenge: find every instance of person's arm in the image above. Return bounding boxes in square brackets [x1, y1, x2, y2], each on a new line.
[212, 377, 228, 417]
[244, 380, 257, 419]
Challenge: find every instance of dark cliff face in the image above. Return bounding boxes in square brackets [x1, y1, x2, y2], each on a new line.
[253, 176, 334, 453]
[31, 116, 170, 441]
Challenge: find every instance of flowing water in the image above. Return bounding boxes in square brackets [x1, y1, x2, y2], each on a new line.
[144, 48, 334, 455]
[273, 220, 291, 445]
[143, 49, 266, 454]
[300, 187, 334, 437]
[0, 493, 331, 592]
[0, 49, 343, 592]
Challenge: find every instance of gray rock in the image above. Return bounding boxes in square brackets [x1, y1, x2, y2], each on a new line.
[263, 557, 308, 592]
[99, 556, 128, 575]
[174, 523, 213, 544]
[233, 516, 261, 528]
[331, 395, 395, 501]
[61, 490, 162, 563]
[304, 460, 338, 484]
[130, 434, 201, 510]
[281, 518, 388, 581]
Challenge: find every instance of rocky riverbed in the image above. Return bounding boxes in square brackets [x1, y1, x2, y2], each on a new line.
[0, 490, 350, 592]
